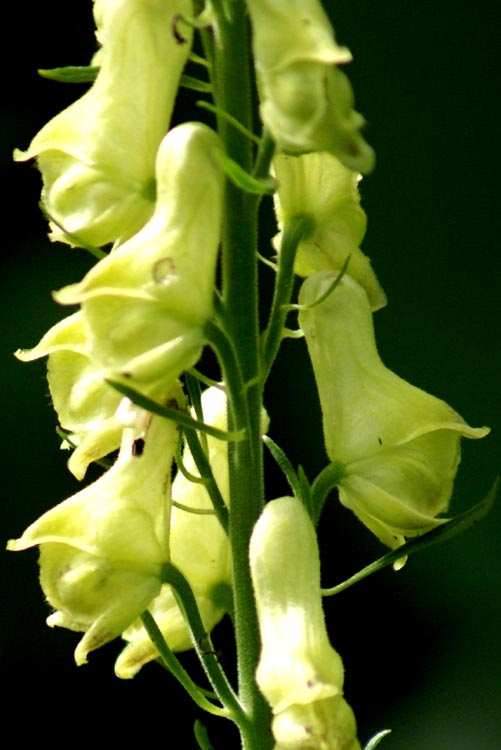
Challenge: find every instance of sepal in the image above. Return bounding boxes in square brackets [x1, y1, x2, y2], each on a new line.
[15, 0, 194, 247]
[53, 122, 224, 392]
[298, 272, 489, 547]
[7, 398, 182, 665]
[16, 311, 122, 479]
[246, 0, 374, 172]
[273, 152, 386, 310]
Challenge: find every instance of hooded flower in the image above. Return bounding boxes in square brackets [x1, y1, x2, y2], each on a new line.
[246, 0, 374, 173]
[273, 152, 386, 311]
[298, 271, 490, 548]
[7, 392, 183, 666]
[14, 0, 193, 247]
[250, 496, 359, 750]
[115, 385, 233, 678]
[52, 121, 223, 390]
[15, 123, 223, 477]
[15, 311, 124, 480]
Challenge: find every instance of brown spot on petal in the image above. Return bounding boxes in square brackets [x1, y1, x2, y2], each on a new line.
[153, 257, 176, 284]
[172, 13, 188, 44]
[132, 438, 145, 456]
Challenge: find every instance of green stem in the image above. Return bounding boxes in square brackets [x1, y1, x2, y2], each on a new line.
[211, 3, 272, 749]
[310, 462, 345, 524]
[140, 610, 228, 718]
[184, 426, 229, 533]
[261, 214, 315, 377]
[161, 563, 247, 727]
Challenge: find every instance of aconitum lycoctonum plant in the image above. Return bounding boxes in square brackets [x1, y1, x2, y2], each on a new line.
[9, 2, 494, 749]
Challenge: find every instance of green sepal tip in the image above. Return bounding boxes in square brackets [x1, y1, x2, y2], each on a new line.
[38, 65, 99, 83]
[364, 729, 392, 750]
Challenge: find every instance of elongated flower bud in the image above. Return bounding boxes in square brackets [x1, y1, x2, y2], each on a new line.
[115, 386, 233, 678]
[273, 152, 386, 310]
[299, 272, 490, 548]
[15, 0, 193, 247]
[250, 496, 359, 750]
[53, 122, 223, 390]
[246, 0, 374, 173]
[7, 394, 182, 666]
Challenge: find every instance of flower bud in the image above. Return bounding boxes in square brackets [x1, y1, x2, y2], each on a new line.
[53, 122, 223, 391]
[116, 386, 233, 678]
[7, 397, 182, 665]
[298, 272, 490, 548]
[250, 496, 359, 750]
[246, 0, 374, 172]
[273, 152, 386, 310]
[14, 0, 193, 247]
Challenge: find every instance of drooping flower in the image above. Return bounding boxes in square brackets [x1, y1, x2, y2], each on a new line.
[15, 311, 123, 480]
[246, 0, 374, 173]
[250, 496, 360, 750]
[14, 0, 193, 247]
[7, 392, 183, 666]
[298, 271, 490, 548]
[53, 121, 223, 389]
[15, 123, 223, 478]
[115, 385, 232, 678]
[273, 152, 386, 311]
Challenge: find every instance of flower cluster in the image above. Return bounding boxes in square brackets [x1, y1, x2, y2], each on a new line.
[9, 0, 232, 670]
[10, 0, 491, 746]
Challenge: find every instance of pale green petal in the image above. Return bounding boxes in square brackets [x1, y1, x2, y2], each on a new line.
[273, 152, 386, 310]
[247, 0, 374, 172]
[115, 386, 233, 678]
[15, 0, 193, 247]
[299, 272, 490, 545]
[7, 402, 182, 664]
[250, 497, 345, 713]
[273, 696, 360, 750]
[53, 122, 223, 391]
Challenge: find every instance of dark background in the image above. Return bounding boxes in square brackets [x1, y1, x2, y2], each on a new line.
[1, 1, 500, 747]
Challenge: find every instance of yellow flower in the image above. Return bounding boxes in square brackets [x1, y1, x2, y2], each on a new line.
[246, 0, 374, 173]
[16, 311, 123, 479]
[53, 122, 224, 390]
[15, 0, 193, 247]
[250, 496, 360, 750]
[298, 272, 490, 548]
[7, 396, 182, 666]
[115, 386, 233, 678]
[273, 152, 386, 310]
